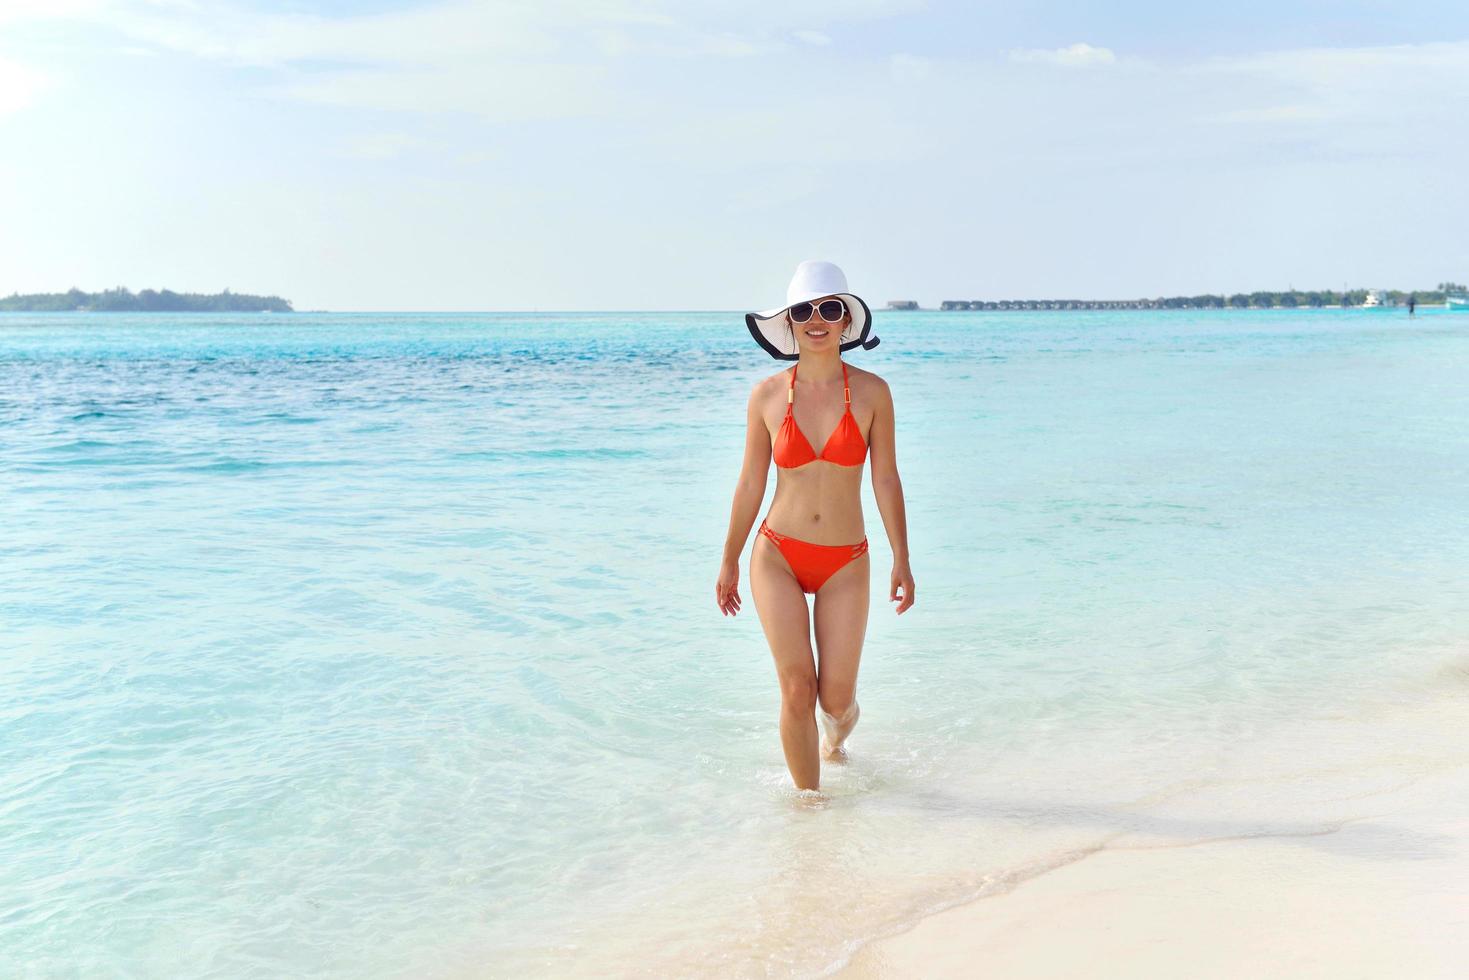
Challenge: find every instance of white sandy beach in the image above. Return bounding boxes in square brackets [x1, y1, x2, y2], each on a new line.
[839, 692, 1469, 979]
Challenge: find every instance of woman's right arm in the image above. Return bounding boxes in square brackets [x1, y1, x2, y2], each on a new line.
[716, 383, 772, 615]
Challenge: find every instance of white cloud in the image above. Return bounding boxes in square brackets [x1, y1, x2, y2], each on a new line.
[697, 32, 765, 57]
[77, 0, 903, 68]
[454, 147, 506, 167]
[0, 56, 52, 116]
[33, 0, 914, 121]
[1215, 104, 1329, 124]
[1201, 39, 1469, 81]
[0, 0, 107, 26]
[269, 62, 615, 122]
[343, 132, 422, 161]
[1008, 42, 1116, 67]
[889, 52, 932, 83]
[1197, 40, 1469, 129]
[91, 1, 558, 69]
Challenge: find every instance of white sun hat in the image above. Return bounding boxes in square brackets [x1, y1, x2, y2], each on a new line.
[745, 259, 880, 361]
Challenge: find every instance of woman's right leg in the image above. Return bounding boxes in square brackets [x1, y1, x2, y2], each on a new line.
[813, 549, 869, 760]
[750, 534, 820, 790]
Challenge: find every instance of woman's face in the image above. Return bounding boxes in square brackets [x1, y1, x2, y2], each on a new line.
[787, 295, 851, 353]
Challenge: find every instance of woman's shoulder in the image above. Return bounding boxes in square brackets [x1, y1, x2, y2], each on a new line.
[748, 366, 793, 411]
[752, 365, 797, 397]
[844, 362, 890, 395]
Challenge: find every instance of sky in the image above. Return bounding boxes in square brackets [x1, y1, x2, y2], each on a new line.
[1, 0, 1466, 311]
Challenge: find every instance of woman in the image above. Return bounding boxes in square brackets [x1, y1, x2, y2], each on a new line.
[715, 260, 915, 793]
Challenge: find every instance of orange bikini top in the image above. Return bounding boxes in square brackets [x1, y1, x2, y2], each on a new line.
[773, 361, 868, 469]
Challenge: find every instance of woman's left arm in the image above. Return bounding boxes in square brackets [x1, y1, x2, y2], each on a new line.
[867, 378, 914, 614]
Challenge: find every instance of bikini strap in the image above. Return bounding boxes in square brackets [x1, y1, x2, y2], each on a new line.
[842, 361, 850, 406]
[759, 519, 786, 545]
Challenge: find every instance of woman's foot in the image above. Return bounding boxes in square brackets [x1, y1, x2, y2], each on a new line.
[818, 701, 859, 762]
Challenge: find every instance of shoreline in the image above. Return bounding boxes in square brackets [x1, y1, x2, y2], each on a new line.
[833, 690, 1469, 978]
[481, 672, 1469, 979]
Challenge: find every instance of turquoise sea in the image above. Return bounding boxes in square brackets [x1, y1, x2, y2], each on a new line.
[3, 309, 1467, 977]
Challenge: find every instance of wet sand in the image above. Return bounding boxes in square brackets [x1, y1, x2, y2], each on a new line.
[839, 698, 1469, 979]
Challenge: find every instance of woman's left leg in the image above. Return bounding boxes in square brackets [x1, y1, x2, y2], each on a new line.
[812, 550, 870, 758]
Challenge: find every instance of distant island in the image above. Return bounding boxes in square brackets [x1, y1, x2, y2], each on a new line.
[889, 283, 1467, 312]
[0, 287, 293, 313]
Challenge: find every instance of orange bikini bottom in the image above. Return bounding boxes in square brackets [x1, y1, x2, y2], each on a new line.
[757, 518, 870, 594]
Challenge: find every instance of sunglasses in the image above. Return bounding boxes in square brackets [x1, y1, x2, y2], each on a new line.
[789, 299, 847, 324]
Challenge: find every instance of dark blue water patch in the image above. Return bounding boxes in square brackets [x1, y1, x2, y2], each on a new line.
[13, 440, 175, 468]
[169, 458, 368, 475]
[451, 448, 649, 461]
[233, 414, 325, 427]
[35, 439, 118, 453]
[171, 459, 272, 474]
[415, 526, 542, 547]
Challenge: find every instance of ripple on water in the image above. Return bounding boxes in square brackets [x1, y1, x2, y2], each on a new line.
[2, 310, 1469, 975]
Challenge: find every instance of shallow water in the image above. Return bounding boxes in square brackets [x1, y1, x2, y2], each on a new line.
[3, 309, 1467, 976]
